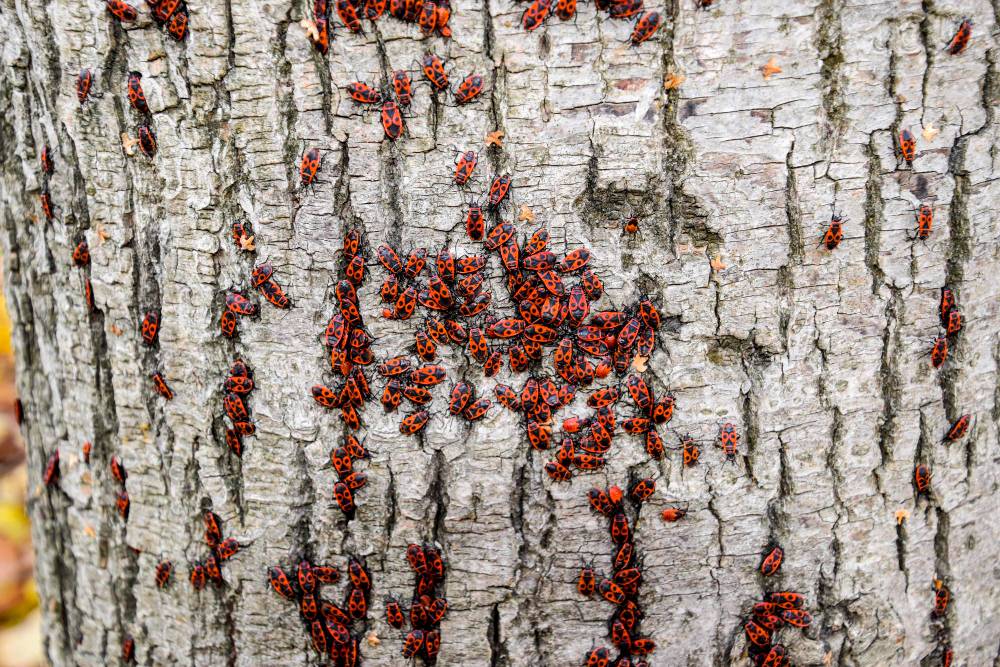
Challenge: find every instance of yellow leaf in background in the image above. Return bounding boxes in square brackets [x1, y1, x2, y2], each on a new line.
[710, 255, 727, 271]
[631, 355, 649, 372]
[0, 608, 44, 662]
[0, 504, 30, 542]
[485, 130, 504, 148]
[922, 124, 940, 141]
[366, 632, 380, 647]
[895, 509, 909, 525]
[0, 292, 12, 357]
[517, 205, 535, 223]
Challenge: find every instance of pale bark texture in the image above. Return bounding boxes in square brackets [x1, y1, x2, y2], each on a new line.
[1, 0, 999, 664]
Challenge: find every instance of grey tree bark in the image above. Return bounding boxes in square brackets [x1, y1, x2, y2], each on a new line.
[1, 0, 999, 665]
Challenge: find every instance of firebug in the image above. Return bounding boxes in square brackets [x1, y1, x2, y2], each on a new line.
[126, 72, 150, 115]
[300, 147, 321, 185]
[946, 18, 972, 55]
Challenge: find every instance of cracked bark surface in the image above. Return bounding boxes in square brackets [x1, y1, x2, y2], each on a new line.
[2, 0, 999, 665]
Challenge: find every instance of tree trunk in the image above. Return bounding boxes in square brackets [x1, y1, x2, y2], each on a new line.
[2, 0, 999, 664]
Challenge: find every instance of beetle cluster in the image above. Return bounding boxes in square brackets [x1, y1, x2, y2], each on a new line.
[385, 543, 448, 662]
[126, 71, 157, 158]
[220, 243, 293, 338]
[221, 290, 257, 338]
[447, 381, 492, 422]
[251, 262, 291, 309]
[267, 557, 371, 665]
[913, 285, 973, 500]
[219, 228, 286, 339]
[38, 143, 55, 223]
[371, 238, 500, 432]
[742, 591, 812, 666]
[825, 24, 974, 251]
[929, 286, 963, 370]
[71, 238, 93, 303]
[418, 55, 484, 106]
[580, 483, 656, 665]
[731, 544, 814, 664]
[331, 435, 371, 516]
[376, 244, 489, 345]
[308, 0, 454, 57]
[518, 0, 662, 47]
[891, 20, 971, 168]
[38, 136, 94, 309]
[219, 260, 292, 338]
[342, 55, 484, 141]
[138, 309, 174, 408]
[220, 359, 257, 456]
[468, 211, 664, 383]
[930, 579, 953, 665]
[140, 300, 171, 402]
[616, 373, 673, 461]
[312, 229, 378, 432]
[107, 455, 130, 521]
[147, 0, 191, 41]
[105, 0, 188, 40]
[189, 511, 241, 590]
[106, 0, 139, 23]
[377, 359, 449, 435]
[495, 375, 577, 464]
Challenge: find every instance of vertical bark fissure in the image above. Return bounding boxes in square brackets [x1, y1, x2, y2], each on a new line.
[783, 144, 803, 264]
[932, 507, 953, 648]
[863, 135, 887, 293]
[895, 519, 910, 590]
[487, 602, 507, 667]
[918, 0, 936, 125]
[427, 447, 448, 544]
[738, 347, 766, 487]
[274, 7, 299, 197]
[874, 287, 903, 494]
[817, 0, 847, 151]
[377, 466, 398, 573]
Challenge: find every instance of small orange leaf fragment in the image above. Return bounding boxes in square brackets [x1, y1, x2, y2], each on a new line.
[663, 70, 686, 90]
[761, 57, 782, 80]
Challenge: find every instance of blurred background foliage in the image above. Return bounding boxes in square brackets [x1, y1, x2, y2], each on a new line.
[0, 265, 44, 667]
